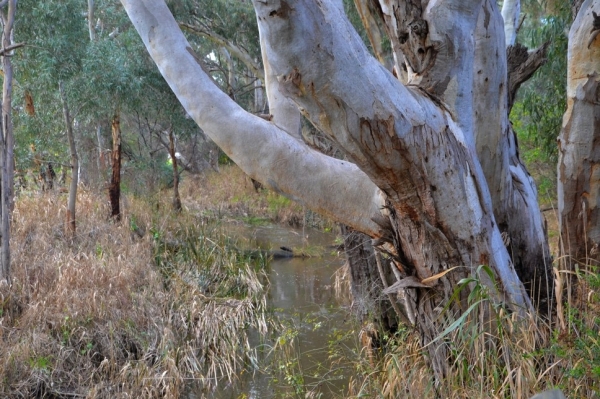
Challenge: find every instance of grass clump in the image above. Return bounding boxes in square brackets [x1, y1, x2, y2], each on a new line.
[0, 189, 270, 398]
[341, 263, 600, 399]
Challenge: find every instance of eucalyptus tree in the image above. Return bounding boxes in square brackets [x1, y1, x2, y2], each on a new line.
[0, 0, 17, 282]
[558, 0, 600, 274]
[121, 0, 561, 380]
[15, 0, 90, 235]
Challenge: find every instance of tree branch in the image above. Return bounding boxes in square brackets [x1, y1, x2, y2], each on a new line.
[507, 42, 549, 112]
[0, 42, 24, 56]
[179, 22, 265, 81]
[121, 0, 388, 239]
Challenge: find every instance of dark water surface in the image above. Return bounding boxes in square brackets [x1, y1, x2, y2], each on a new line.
[215, 223, 357, 398]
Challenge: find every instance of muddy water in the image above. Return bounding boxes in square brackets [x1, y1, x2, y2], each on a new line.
[219, 223, 356, 398]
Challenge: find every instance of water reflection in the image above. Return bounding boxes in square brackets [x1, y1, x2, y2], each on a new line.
[216, 223, 356, 398]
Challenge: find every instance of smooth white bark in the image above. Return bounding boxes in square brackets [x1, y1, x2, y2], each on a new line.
[121, 0, 532, 315]
[474, 0, 551, 296]
[121, 0, 387, 239]
[501, 0, 520, 46]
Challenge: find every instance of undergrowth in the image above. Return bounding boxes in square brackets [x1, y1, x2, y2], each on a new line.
[266, 261, 600, 398]
[0, 188, 271, 398]
[181, 165, 333, 230]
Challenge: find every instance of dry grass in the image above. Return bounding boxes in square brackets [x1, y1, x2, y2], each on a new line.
[0, 188, 270, 398]
[344, 262, 600, 399]
[180, 165, 329, 229]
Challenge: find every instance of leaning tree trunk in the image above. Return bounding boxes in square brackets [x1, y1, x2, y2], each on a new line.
[59, 81, 78, 236]
[0, 0, 16, 282]
[558, 0, 600, 269]
[109, 112, 122, 221]
[122, 0, 535, 382]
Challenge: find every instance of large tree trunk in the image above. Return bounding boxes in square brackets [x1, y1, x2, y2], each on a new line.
[59, 81, 78, 236]
[372, 0, 552, 308]
[472, 0, 553, 309]
[122, 0, 537, 382]
[109, 112, 122, 221]
[0, 0, 16, 283]
[558, 0, 600, 269]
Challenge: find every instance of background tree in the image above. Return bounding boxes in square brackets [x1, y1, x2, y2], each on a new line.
[558, 0, 600, 275]
[0, 0, 17, 282]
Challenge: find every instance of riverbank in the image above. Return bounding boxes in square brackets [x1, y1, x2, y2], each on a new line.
[0, 186, 272, 397]
[1, 166, 598, 398]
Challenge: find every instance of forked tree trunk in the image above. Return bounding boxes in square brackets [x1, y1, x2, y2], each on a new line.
[168, 128, 182, 212]
[372, 0, 552, 308]
[109, 112, 122, 221]
[59, 81, 78, 236]
[558, 0, 600, 269]
[122, 0, 536, 382]
[0, 0, 16, 282]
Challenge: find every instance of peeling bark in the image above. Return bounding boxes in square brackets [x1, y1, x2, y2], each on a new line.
[353, 0, 389, 68]
[109, 112, 122, 221]
[558, 0, 600, 269]
[122, 0, 537, 382]
[342, 225, 398, 331]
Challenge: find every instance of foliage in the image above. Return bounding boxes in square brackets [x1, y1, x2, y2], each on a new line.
[511, 2, 570, 164]
[172, 0, 262, 112]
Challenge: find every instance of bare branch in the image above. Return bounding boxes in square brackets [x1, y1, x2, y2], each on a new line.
[180, 22, 264, 81]
[507, 42, 549, 112]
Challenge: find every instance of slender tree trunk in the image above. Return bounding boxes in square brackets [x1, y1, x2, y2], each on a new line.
[473, 0, 552, 309]
[96, 124, 104, 180]
[0, 0, 15, 283]
[59, 81, 78, 236]
[353, 0, 390, 69]
[220, 47, 236, 99]
[501, 0, 520, 47]
[168, 127, 182, 212]
[109, 112, 122, 221]
[253, 70, 265, 114]
[87, 0, 96, 41]
[558, 0, 600, 269]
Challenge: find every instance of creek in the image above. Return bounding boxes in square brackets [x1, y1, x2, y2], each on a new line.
[217, 222, 358, 398]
